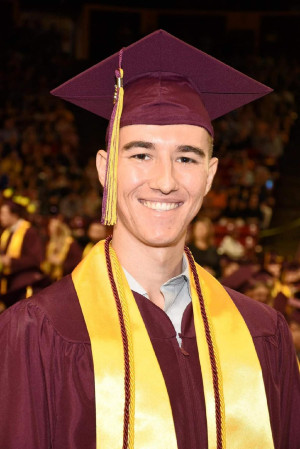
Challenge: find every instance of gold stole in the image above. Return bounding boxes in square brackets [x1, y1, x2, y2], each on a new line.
[72, 240, 274, 449]
[42, 236, 73, 281]
[0, 220, 31, 259]
[82, 242, 94, 259]
[0, 221, 31, 294]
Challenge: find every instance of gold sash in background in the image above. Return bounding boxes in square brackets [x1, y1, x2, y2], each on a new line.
[0, 220, 31, 294]
[0, 220, 30, 260]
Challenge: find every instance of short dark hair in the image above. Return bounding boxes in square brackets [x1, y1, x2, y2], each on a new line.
[2, 200, 25, 218]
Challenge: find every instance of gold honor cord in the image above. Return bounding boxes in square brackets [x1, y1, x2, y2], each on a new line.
[109, 245, 135, 448]
[72, 240, 177, 449]
[189, 261, 274, 448]
[185, 248, 226, 448]
[72, 240, 274, 449]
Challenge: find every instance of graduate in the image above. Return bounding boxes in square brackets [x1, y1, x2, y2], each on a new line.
[0, 194, 45, 303]
[0, 30, 299, 449]
[42, 215, 83, 281]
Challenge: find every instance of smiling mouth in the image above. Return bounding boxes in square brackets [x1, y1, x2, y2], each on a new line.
[140, 200, 181, 211]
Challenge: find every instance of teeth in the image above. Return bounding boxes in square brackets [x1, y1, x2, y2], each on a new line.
[142, 201, 180, 211]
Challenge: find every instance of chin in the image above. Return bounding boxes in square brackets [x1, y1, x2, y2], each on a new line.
[139, 230, 185, 248]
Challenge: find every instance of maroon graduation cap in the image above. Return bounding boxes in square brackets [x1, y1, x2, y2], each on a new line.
[51, 29, 272, 224]
[51, 29, 272, 135]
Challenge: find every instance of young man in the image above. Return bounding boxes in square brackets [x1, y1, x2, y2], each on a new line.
[0, 30, 299, 449]
[0, 197, 45, 304]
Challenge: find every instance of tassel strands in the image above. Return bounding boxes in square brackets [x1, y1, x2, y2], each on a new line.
[101, 50, 124, 225]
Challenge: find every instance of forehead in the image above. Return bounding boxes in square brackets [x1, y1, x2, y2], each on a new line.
[90, 222, 105, 231]
[1, 204, 10, 213]
[119, 124, 211, 151]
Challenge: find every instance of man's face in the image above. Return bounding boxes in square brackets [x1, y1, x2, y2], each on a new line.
[98, 124, 218, 249]
[0, 205, 17, 228]
[88, 222, 108, 243]
[245, 284, 271, 304]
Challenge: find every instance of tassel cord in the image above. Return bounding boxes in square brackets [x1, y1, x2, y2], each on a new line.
[185, 246, 226, 449]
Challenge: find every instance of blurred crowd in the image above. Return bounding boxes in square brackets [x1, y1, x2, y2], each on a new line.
[1, 19, 300, 357]
[187, 215, 300, 359]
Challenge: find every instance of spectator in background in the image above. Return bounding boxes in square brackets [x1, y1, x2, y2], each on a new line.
[188, 216, 221, 278]
[244, 280, 273, 306]
[0, 195, 45, 304]
[245, 193, 264, 223]
[42, 215, 82, 281]
[218, 221, 245, 261]
[82, 220, 110, 258]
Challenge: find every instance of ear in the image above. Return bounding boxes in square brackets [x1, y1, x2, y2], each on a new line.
[205, 157, 218, 196]
[96, 150, 107, 187]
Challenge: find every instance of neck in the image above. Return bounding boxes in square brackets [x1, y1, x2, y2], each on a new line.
[10, 217, 22, 230]
[111, 231, 185, 309]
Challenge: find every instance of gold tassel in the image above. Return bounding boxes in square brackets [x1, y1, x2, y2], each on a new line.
[102, 64, 124, 226]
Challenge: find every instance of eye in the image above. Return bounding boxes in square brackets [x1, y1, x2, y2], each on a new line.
[131, 153, 151, 161]
[177, 156, 197, 164]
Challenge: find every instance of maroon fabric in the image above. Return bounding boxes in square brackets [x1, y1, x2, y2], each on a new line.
[62, 240, 83, 277]
[51, 30, 272, 130]
[0, 226, 45, 293]
[221, 265, 256, 290]
[0, 275, 299, 448]
[120, 72, 213, 136]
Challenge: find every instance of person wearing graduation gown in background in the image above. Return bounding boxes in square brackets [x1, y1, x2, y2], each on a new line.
[42, 216, 83, 281]
[0, 30, 299, 449]
[188, 215, 221, 279]
[0, 197, 45, 302]
[82, 220, 110, 258]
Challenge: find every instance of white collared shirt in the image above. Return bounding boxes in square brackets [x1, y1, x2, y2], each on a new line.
[123, 254, 191, 344]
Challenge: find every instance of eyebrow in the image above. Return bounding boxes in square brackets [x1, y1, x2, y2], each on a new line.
[122, 141, 206, 158]
[176, 145, 206, 158]
[123, 141, 154, 151]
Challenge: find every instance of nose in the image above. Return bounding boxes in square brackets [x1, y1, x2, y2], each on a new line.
[149, 159, 179, 194]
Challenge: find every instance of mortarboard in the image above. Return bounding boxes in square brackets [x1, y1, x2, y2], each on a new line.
[1, 189, 36, 215]
[51, 29, 272, 225]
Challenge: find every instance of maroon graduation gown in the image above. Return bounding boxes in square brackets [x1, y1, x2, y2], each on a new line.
[0, 275, 299, 448]
[0, 226, 45, 293]
[61, 240, 83, 277]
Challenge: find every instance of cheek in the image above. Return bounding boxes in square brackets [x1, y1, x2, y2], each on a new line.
[187, 176, 209, 202]
[117, 164, 147, 196]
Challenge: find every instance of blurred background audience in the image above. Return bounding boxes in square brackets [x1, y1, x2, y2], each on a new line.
[1, 1, 300, 357]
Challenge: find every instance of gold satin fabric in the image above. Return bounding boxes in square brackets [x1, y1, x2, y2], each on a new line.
[72, 240, 177, 449]
[191, 264, 274, 448]
[72, 240, 274, 449]
[82, 242, 94, 259]
[42, 235, 73, 281]
[0, 220, 30, 259]
[0, 220, 31, 284]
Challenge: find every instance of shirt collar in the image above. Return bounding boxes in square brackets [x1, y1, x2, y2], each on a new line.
[123, 253, 191, 306]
